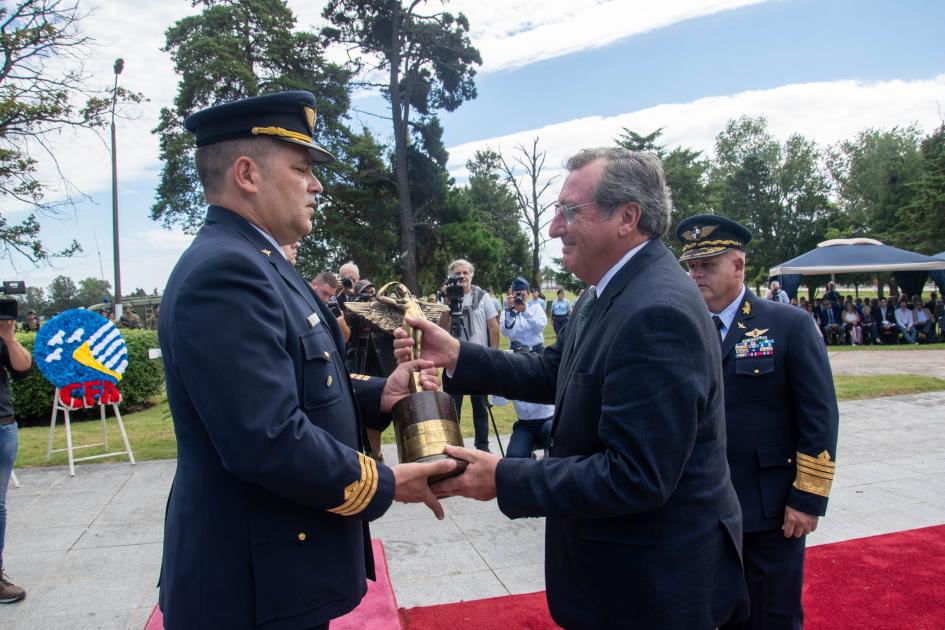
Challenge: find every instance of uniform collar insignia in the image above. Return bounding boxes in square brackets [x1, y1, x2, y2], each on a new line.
[260, 248, 272, 257]
[741, 300, 751, 316]
[745, 328, 769, 338]
[737, 322, 746, 329]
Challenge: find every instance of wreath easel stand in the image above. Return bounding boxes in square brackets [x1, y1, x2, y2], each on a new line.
[45, 388, 136, 477]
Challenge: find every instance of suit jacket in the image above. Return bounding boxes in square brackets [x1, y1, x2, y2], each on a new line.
[158, 206, 394, 630]
[449, 239, 748, 629]
[720, 289, 839, 532]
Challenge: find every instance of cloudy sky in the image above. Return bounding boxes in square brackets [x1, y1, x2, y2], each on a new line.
[7, 0, 945, 296]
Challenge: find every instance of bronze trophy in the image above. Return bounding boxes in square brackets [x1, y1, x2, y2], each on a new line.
[345, 282, 467, 481]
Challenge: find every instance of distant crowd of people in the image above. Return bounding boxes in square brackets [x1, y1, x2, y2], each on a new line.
[17, 303, 160, 333]
[767, 280, 943, 346]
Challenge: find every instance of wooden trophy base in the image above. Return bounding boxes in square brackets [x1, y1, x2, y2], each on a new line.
[392, 390, 468, 483]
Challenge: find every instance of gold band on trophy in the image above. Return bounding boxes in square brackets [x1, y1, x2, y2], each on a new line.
[398, 418, 464, 463]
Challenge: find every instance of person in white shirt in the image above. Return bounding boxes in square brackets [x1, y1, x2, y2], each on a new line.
[501, 276, 547, 354]
[894, 297, 918, 344]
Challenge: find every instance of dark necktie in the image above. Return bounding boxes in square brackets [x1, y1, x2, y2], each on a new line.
[573, 287, 597, 344]
[712, 315, 724, 344]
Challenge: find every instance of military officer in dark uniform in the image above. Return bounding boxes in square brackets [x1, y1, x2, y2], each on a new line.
[158, 92, 454, 630]
[677, 215, 839, 630]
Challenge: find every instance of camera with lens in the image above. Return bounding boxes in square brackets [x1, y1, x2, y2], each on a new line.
[0, 281, 26, 321]
[440, 275, 465, 316]
[513, 295, 525, 306]
[341, 276, 355, 291]
[327, 300, 342, 318]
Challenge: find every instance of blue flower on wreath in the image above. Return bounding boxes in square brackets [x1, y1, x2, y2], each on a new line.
[34, 309, 129, 389]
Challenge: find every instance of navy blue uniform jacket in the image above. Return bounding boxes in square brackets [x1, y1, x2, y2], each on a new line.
[449, 239, 749, 629]
[158, 206, 394, 630]
[721, 290, 839, 532]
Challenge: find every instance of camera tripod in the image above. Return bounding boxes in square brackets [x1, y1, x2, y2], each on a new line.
[448, 302, 506, 457]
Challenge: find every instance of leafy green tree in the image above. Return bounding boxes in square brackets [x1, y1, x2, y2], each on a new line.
[897, 124, 945, 254]
[0, 0, 139, 263]
[47, 275, 80, 313]
[297, 127, 400, 284]
[550, 257, 583, 293]
[152, 0, 353, 233]
[827, 125, 922, 245]
[15, 285, 49, 317]
[458, 149, 530, 291]
[76, 277, 112, 308]
[709, 116, 835, 287]
[615, 128, 710, 257]
[322, 0, 482, 292]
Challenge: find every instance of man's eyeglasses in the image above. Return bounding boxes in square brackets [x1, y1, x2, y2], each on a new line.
[553, 200, 596, 224]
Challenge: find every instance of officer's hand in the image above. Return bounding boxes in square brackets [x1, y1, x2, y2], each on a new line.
[393, 459, 458, 520]
[380, 359, 437, 413]
[393, 316, 460, 371]
[430, 445, 499, 502]
[782, 507, 819, 538]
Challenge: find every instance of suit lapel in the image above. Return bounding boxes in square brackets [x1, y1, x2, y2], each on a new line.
[721, 288, 756, 360]
[556, 239, 668, 407]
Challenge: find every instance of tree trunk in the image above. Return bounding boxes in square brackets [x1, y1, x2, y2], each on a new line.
[389, 8, 418, 293]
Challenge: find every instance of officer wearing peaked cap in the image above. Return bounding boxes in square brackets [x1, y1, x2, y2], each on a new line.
[158, 91, 455, 630]
[677, 214, 839, 630]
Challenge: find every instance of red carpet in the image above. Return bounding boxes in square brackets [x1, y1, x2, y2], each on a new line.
[400, 524, 945, 630]
[144, 539, 400, 629]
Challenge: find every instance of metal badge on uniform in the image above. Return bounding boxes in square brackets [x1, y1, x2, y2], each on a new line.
[307, 311, 321, 328]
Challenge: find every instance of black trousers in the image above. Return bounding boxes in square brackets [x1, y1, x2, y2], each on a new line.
[722, 529, 806, 630]
[452, 393, 490, 450]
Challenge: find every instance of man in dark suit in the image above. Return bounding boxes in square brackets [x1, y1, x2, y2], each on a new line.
[395, 148, 748, 628]
[678, 215, 839, 630]
[158, 92, 454, 630]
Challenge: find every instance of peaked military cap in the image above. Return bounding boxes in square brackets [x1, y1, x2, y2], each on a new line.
[675, 214, 752, 262]
[511, 276, 529, 291]
[184, 91, 334, 163]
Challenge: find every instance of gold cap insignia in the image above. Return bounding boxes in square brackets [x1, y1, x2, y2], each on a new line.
[260, 249, 271, 257]
[741, 300, 751, 316]
[303, 106, 316, 133]
[745, 328, 769, 338]
[682, 224, 718, 242]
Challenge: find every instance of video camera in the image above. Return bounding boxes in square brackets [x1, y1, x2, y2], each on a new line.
[0, 281, 26, 321]
[442, 275, 465, 316]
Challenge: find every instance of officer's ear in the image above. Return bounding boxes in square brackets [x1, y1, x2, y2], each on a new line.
[232, 155, 263, 194]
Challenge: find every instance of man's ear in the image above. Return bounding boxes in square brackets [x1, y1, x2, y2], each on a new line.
[231, 155, 261, 194]
[616, 202, 642, 236]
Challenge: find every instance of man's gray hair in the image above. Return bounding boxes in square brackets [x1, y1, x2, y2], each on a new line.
[448, 259, 475, 275]
[195, 137, 278, 199]
[565, 147, 672, 238]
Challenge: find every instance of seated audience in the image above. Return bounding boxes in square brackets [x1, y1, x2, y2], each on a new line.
[913, 296, 937, 343]
[841, 302, 862, 345]
[876, 298, 897, 344]
[819, 298, 843, 345]
[860, 305, 878, 345]
[895, 297, 918, 344]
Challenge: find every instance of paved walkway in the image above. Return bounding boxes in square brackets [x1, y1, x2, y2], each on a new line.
[827, 348, 945, 378]
[3, 371, 945, 627]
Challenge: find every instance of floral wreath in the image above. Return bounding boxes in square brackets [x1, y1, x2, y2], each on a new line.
[33, 309, 128, 409]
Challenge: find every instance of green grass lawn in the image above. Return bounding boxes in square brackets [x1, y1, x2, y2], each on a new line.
[15, 372, 945, 468]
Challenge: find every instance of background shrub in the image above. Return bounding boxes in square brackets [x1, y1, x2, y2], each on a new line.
[10, 330, 165, 427]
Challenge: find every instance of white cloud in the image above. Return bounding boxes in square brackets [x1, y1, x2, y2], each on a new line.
[445, 75, 945, 264]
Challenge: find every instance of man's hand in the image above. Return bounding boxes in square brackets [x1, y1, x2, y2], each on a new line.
[514, 301, 526, 313]
[393, 459, 458, 520]
[380, 358, 440, 413]
[393, 316, 460, 371]
[782, 507, 819, 538]
[0, 320, 14, 342]
[430, 445, 500, 501]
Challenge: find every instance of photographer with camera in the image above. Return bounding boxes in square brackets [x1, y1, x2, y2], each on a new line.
[502, 276, 547, 354]
[0, 284, 31, 603]
[335, 261, 360, 311]
[442, 259, 498, 452]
